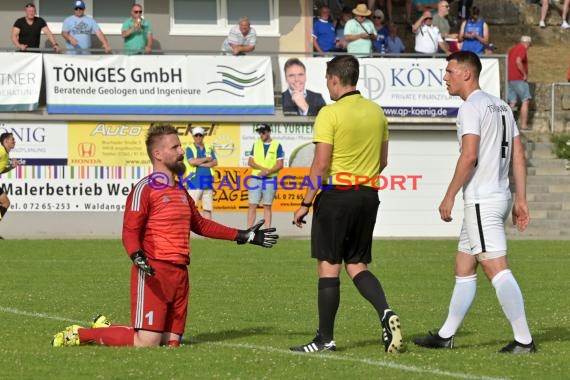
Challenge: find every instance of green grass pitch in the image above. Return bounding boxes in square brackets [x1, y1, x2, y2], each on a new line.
[0, 239, 569, 379]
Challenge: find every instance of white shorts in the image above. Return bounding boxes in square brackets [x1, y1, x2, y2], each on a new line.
[457, 199, 511, 260]
[188, 189, 213, 211]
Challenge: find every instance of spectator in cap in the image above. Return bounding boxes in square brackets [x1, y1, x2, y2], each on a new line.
[344, 3, 376, 56]
[12, 3, 61, 52]
[484, 43, 497, 55]
[62, 0, 111, 54]
[282, 58, 326, 116]
[183, 127, 217, 220]
[247, 124, 284, 229]
[507, 36, 532, 130]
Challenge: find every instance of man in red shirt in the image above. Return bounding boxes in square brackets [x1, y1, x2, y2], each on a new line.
[51, 124, 278, 348]
[507, 35, 532, 130]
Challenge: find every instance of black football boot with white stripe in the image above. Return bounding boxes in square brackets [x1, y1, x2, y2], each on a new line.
[290, 330, 336, 353]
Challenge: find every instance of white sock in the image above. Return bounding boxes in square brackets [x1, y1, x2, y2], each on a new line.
[492, 269, 532, 344]
[438, 274, 477, 339]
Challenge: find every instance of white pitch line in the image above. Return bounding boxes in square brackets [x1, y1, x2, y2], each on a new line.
[0, 306, 83, 324]
[214, 342, 507, 380]
[1, 306, 506, 380]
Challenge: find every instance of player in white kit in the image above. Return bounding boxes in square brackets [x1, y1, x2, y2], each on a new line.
[413, 51, 536, 353]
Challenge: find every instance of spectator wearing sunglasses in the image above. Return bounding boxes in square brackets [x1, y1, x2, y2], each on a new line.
[122, 3, 153, 55]
[62, 0, 111, 54]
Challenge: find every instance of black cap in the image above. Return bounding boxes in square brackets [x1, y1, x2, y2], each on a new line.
[255, 124, 271, 133]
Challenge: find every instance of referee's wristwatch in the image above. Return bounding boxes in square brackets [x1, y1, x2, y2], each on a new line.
[300, 200, 312, 208]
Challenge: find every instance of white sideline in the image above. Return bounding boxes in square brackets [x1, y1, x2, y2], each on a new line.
[215, 342, 506, 380]
[1, 306, 506, 380]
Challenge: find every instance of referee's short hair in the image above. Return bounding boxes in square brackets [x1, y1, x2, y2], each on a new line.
[145, 124, 178, 161]
[447, 51, 482, 78]
[326, 55, 359, 86]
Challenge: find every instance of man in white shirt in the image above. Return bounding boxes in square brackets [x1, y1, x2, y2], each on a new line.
[221, 17, 256, 55]
[413, 51, 536, 354]
[413, 11, 450, 54]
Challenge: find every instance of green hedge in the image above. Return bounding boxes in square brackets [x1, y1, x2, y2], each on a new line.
[550, 134, 570, 160]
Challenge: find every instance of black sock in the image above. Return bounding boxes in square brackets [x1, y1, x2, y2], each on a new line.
[318, 277, 340, 342]
[0, 206, 7, 218]
[353, 270, 389, 321]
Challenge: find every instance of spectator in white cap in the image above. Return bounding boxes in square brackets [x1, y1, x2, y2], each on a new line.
[507, 36, 532, 130]
[183, 127, 217, 219]
[62, 0, 111, 54]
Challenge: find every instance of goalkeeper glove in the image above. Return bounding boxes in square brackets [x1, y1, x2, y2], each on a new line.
[130, 249, 155, 276]
[236, 219, 279, 248]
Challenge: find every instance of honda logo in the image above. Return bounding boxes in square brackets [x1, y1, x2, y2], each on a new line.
[78, 142, 96, 157]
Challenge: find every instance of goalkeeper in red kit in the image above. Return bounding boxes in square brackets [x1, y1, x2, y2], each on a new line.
[51, 124, 278, 348]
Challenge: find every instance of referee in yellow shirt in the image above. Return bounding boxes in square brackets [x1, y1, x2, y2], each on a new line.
[291, 55, 403, 354]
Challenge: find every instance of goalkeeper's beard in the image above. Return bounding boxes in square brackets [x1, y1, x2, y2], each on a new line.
[166, 156, 186, 176]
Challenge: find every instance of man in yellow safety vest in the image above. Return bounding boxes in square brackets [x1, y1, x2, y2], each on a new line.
[247, 124, 284, 228]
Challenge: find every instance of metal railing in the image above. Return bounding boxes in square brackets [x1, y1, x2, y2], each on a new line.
[550, 82, 570, 134]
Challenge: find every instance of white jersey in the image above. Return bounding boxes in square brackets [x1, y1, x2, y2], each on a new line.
[456, 89, 519, 203]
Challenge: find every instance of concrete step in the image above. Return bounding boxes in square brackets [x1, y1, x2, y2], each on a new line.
[527, 184, 549, 193]
[546, 210, 570, 219]
[531, 150, 558, 159]
[523, 218, 570, 227]
[550, 184, 570, 193]
[528, 167, 570, 176]
[506, 226, 569, 238]
[529, 142, 557, 159]
[528, 158, 568, 168]
[527, 175, 570, 184]
[528, 192, 570, 202]
[526, 201, 565, 210]
[527, 209, 548, 219]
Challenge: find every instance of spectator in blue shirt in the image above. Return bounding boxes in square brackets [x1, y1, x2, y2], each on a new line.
[185, 127, 217, 220]
[62, 0, 111, 54]
[313, 5, 338, 55]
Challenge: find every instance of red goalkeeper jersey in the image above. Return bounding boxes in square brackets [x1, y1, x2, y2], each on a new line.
[122, 177, 238, 265]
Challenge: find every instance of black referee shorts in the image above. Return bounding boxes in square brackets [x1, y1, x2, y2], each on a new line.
[0, 185, 4, 196]
[311, 186, 380, 264]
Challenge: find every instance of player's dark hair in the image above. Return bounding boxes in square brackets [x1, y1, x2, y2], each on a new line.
[326, 55, 359, 86]
[145, 124, 177, 161]
[283, 58, 306, 74]
[0, 132, 14, 146]
[446, 51, 482, 78]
